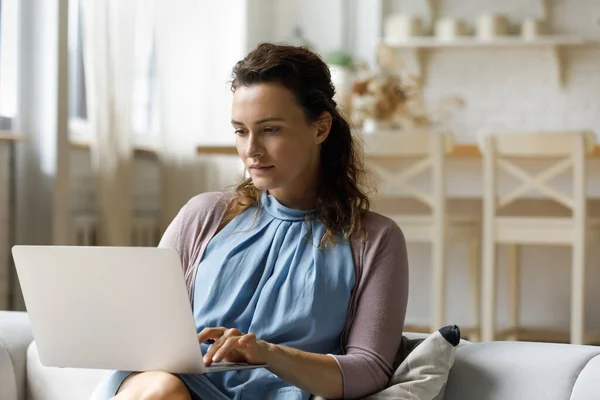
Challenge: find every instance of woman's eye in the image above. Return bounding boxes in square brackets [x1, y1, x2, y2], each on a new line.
[264, 127, 279, 133]
[234, 129, 246, 136]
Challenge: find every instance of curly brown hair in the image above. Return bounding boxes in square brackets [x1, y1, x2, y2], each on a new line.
[222, 43, 371, 248]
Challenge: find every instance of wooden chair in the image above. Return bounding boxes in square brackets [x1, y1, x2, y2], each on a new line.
[363, 130, 481, 340]
[478, 131, 600, 344]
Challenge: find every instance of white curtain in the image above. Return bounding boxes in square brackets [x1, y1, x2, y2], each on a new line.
[80, 0, 136, 245]
[154, 0, 248, 228]
[80, 0, 249, 239]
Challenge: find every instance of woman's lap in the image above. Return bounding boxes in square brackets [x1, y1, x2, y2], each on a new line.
[89, 370, 135, 400]
[89, 370, 229, 400]
[178, 374, 231, 400]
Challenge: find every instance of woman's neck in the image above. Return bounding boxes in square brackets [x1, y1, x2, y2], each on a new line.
[266, 156, 320, 210]
[267, 188, 317, 210]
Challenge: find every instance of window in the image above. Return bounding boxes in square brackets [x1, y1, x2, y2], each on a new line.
[68, 0, 87, 122]
[68, 0, 158, 145]
[0, 0, 18, 130]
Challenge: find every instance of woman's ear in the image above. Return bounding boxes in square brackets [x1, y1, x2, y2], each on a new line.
[315, 112, 333, 145]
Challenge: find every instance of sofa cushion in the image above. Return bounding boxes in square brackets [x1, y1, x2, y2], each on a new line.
[27, 342, 108, 400]
[0, 311, 34, 400]
[570, 354, 600, 400]
[443, 341, 600, 400]
[361, 325, 460, 399]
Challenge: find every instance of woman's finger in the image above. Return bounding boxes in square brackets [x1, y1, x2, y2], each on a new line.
[223, 328, 242, 337]
[212, 336, 243, 363]
[197, 327, 226, 343]
[203, 330, 239, 364]
[238, 332, 256, 345]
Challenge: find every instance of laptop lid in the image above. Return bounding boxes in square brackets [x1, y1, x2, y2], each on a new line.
[11, 246, 206, 374]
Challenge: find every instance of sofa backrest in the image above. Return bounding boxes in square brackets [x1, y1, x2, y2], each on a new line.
[444, 341, 600, 400]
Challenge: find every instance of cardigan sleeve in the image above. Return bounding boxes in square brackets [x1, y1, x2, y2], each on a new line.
[331, 221, 409, 398]
[157, 192, 233, 302]
[158, 191, 233, 266]
[158, 203, 189, 265]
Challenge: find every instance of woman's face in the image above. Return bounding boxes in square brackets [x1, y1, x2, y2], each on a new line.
[231, 82, 331, 209]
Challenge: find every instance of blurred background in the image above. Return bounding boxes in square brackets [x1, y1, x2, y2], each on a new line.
[1, 0, 599, 343]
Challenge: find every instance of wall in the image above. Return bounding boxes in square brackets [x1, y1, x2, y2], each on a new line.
[270, 0, 345, 55]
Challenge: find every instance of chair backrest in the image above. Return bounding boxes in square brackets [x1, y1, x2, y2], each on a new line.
[362, 130, 455, 158]
[477, 131, 596, 159]
[477, 131, 596, 216]
[362, 130, 455, 211]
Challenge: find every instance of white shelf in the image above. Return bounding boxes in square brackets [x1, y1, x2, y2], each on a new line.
[383, 35, 588, 87]
[384, 35, 586, 48]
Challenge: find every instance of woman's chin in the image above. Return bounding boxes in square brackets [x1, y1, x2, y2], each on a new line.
[250, 177, 277, 191]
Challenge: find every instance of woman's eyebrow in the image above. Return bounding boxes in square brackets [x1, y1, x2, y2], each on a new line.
[231, 117, 285, 125]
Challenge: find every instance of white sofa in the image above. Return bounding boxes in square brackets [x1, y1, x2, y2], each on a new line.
[2, 311, 600, 400]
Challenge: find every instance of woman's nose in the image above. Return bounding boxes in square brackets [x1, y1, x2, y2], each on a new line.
[245, 134, 263, 159]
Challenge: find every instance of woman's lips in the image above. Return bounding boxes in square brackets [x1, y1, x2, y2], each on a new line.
[249, 165, 274, 175]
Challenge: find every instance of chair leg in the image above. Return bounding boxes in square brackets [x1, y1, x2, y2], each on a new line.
[482, 239, 497, 342]
[571, 239, 586, 345]
[507, 244, 520, 341]
[468, 235, 481, 342]
[432, 238, 447, 331]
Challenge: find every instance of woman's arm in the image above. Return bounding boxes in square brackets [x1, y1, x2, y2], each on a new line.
[263, 342, 343, 398]
[198, 327, 343, 398]
[330, 220, 409, 397]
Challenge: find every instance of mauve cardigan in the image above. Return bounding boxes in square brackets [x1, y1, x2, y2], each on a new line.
[158, 192, 409, 398]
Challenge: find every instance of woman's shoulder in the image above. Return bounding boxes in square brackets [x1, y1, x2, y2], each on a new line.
[351, 210, 408, 280]
[351, 210, 407, 263]
[186, 191, 235, 205]
[168, 191, 236, 245]
[360, 210, 405, 243]
[183, 191, 236, 217]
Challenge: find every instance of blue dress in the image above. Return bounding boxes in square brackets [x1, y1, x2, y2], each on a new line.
[91, 191, 355, 400]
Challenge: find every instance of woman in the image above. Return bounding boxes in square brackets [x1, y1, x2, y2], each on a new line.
[93, 43, 409, 400]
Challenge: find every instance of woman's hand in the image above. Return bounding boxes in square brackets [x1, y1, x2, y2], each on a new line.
[198, 327, 343, 398]
[197, 327, 270, 366]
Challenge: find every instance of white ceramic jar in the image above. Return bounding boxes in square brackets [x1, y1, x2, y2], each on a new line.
[436, 17, 469, 41]
[476, 13, 509, 40]
[521, 18, 544, 40]
[385, 14, 424, 42]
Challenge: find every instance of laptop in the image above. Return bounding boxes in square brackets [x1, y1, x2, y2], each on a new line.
[11, 245, 266, 374]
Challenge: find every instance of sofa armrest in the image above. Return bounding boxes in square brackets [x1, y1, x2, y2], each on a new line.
[0, 311, 34, 400]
